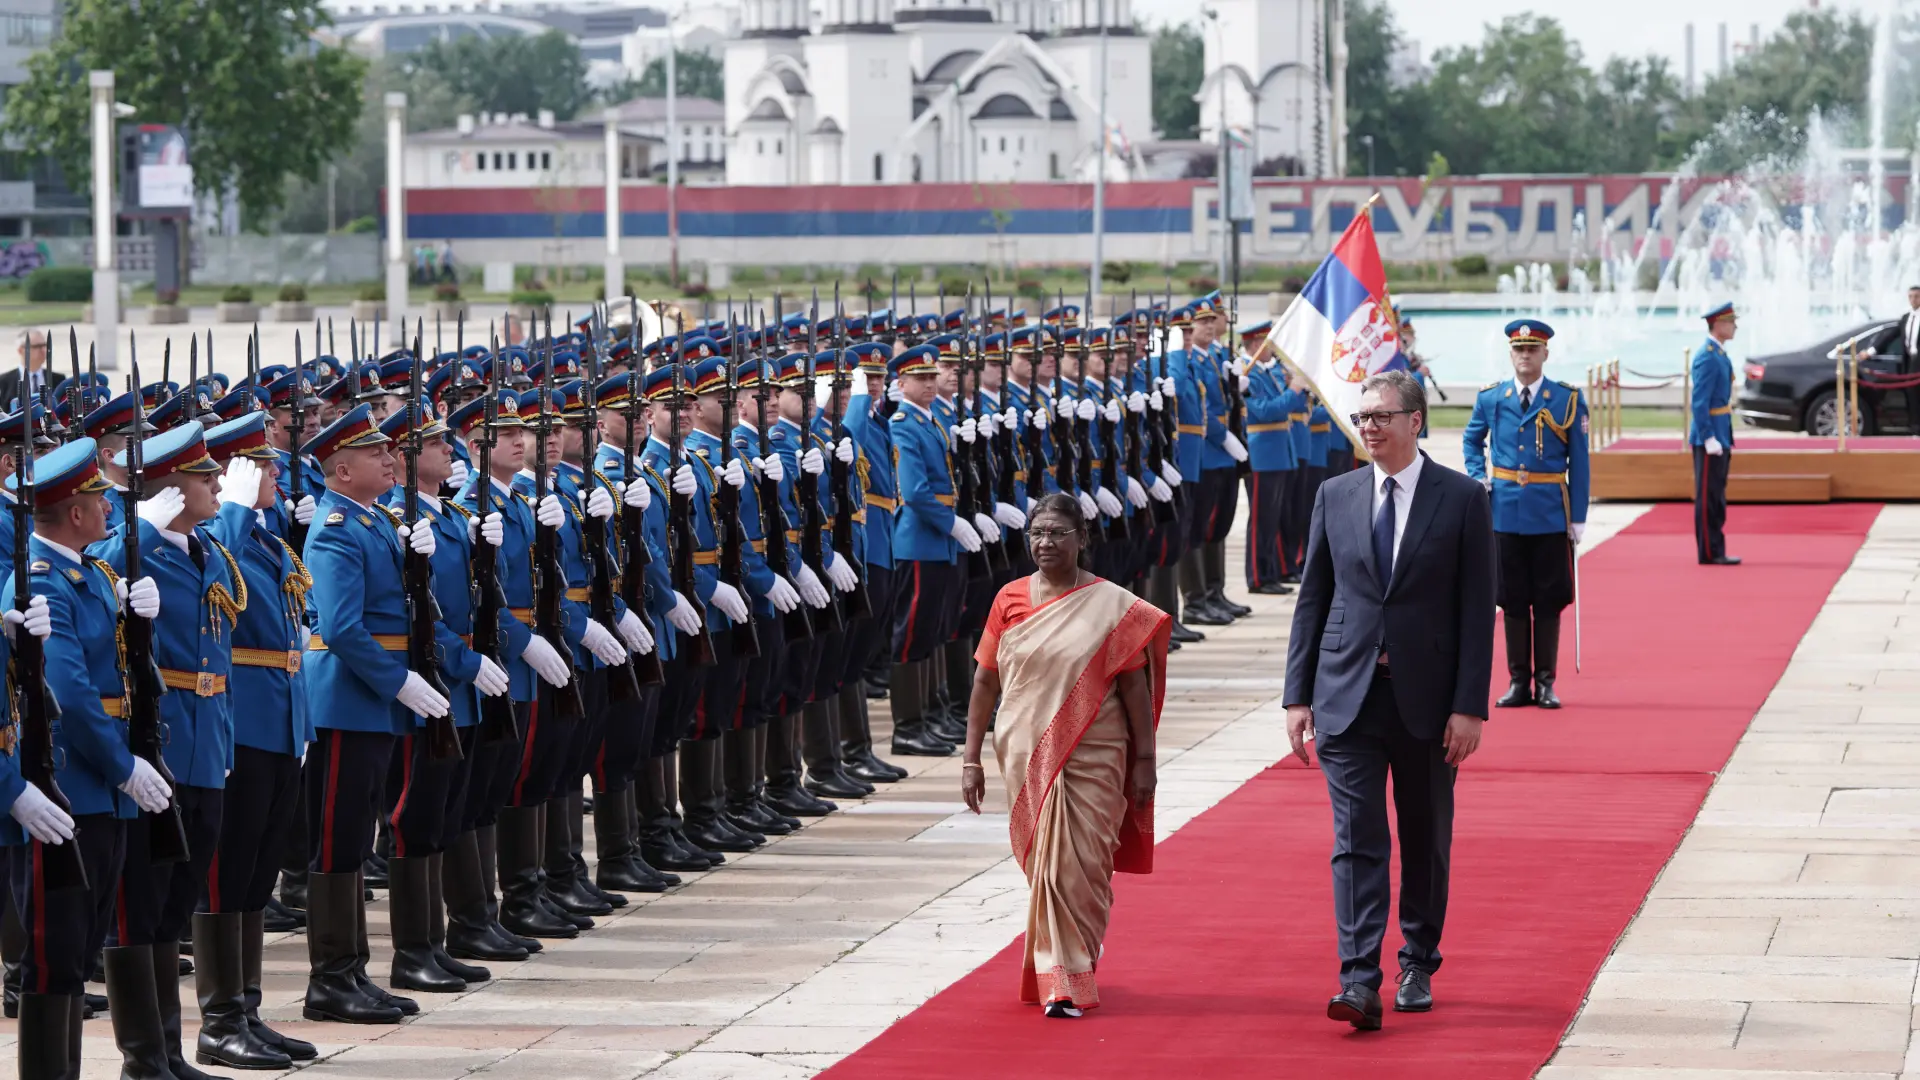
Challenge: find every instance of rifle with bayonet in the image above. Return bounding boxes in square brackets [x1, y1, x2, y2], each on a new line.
[1051, 289, 1076, 497]
[799, 293, 843, 631]
[716, 302, 760, 659]
[667, 314, 717, 667]
[1090, 298, 1126, 542]
[531, 315, 588, 720]
[1223, 285, 1250, 480]
[288, 331, 311, 555]
[963, 290, 1004, 573]
[402, 332, 461, 761]
[612, 307, 666, 688]
[125, 339, 190, 865]
[1072, 288, 1106, 542]
[13, 339, 86, 892]
[582, 308, 649, 697]
[1118, 317, 1149, 538]
[470, 343, 520, 744]
[760, 296, 812, 643]
[826, 298, 871, 617]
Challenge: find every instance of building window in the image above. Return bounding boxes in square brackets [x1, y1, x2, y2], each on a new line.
[999, 137, 1006, 153]
[1017, 136, 1024, 152]
[757, 139, 765, 154]
[507, 152, 517, 169]
[477, 152, 487, 171]
[541, 151, 551, 170]
[775, 139, 783, 153]
[492, 152, 502, 170]
[873, 153, 883, 181]
[1049, 151, 1059, 179]
[704, 126, 713, 136]
[981, 137, 987, 152]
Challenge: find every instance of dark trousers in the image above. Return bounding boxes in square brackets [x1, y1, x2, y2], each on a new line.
[690, 630, 744, 742]
[206, 746, 302, 913]
[654, 647, 708, 758]
[1245, 468, 1290, 587]
[11, 816, 125, 995]
[892, 559, 959, 663]
[591, 683, 659, 794]
[306, 728, 395, 874]
[462, 703, 529, 832]
[1691, 446, 1730, 562]
[843, 563, 898, 682]
[117, 784, 221, 946]
[1288, 464, 1325, 570]
[387, 725, 476, 858]
[1200, 467, 1240, 544]
[510, 684, 579, 807]
[1316, 673, 1455, 991]
[1496, 531, 1575, 614]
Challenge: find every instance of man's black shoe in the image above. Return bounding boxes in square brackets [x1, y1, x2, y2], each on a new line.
[1211, 589, 1253, 618]
[1707, 555, 1742, 565]
[1250, 582, 1293, 595]
[1182, 599, 1232, 626]
[1393, 969, 1433, 1012]
[1495, 680, 1534, 708]
[262, 899, 303, 933]
[1534, 679, 1562, 710]
[1326, 984, 1383, 1030]
[892, 726, 956, 757]
[1169, 621, 1205, 644]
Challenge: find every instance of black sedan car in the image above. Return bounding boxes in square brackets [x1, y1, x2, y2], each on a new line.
[1738, 320, 1920, 435]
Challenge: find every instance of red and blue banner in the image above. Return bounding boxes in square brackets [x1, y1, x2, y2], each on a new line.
[1261, 209, 1402, 448]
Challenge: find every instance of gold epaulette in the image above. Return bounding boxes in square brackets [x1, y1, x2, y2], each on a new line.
[206, 539, 247, 642]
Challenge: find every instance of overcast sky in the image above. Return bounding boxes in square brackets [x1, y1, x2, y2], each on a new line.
[1132, 0, 1866, 74]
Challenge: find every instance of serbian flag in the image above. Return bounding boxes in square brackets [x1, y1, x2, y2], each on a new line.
[1260, 208, 1404, 454]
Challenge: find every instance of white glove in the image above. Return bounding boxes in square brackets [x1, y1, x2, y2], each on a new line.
[800, 447, 826, 475]
[886, 380, 903, 403]
[764, 574, 800, 613]
[1481, 477, 1493, 492]
[135, 486, 186, 532]
[824, 551, 859, 592]
[672, 463, 698, 496]
[580, 619, 629, 666]
[397, 522, 437, 557]
[585, 486, 615, 519]
[1705, 435, 1725, 456]
[834, 436, 854, 464]
[1222, 431, 1249, 463]
[993, 501, 1027, 530]
[1128, 391, 1147, 414]
[1161, 463, 1183, 487]
[973, 512, 1002, 543]
[1159, 376, 1176, 397]
[623, 477, 652, 509]
[1238, 373, 1252, 393]
[1, 595, 51, 642]
[1149, 390, 1165, 412]
[954, 419, 977, 444]
[794, 564, 832, 608]
[616, 609, 655, 654]
[1095, 487, 1124, 518]
[8, 782, 74, 845]
[980, 411, 999, 437]
[294, 494, 317, 525]
[536, 492, 566, 527]
[1075, 398, 1098, 422]
[1076, 491, 1100, 521]
[218, 458, 263, 509]
[721, 457, 747, 489]
[667, 591, 702, 635]
[708, 580, 749, 623]
[119, 757, 172, 814]
[1569, 522, 1587, 545]
[1101, 399, 1121, 423]
[520, 634, 572, 687]
[950, 516, 983, 552]
[119, 576, 162, 619]
[1054, 397, 1074, 420]
[1149, 476, 1173, 502]
[752, 454, 785, 484]
[479, 511, 504, 546]
[472, 655, 510, 697]
[447, 457, 471, 491]
[1029, 407, 1049, 431]
[1125, 476, 1149, 509]
[396, 670, 451, 719]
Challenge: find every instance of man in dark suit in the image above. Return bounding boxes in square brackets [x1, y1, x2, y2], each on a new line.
[1283, 368, 1496, 1031]
[0, 329, 48, 410]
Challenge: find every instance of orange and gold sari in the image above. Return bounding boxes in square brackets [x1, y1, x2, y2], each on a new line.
[976, 576, 1171, 1010]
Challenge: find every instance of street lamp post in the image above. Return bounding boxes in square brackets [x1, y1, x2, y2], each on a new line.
[667, 13, 680, 287]
[1090, 0, 1109, 307]
[90, 71, 118, 370]
[604, 106, 623, 302]
[385, 91, 408, 332]
[1360, 134, 1375, 177]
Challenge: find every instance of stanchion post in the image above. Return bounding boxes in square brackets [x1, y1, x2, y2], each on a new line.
[1681, 351, 1691, 445]
[1586, 364, 1595, 452]
[1611, 359, 1621, 444]
[1838, 339, 1852, 452]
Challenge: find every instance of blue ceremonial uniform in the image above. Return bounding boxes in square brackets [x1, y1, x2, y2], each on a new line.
[1689, 336, 1735, 449]
[1689, 307, 1739, 564]
[1462, 378, 1590, 536]
[1197, 341, 1234, 471]
[639, 438, 721, 608]
[1243, 361, 1297, 589]
[597, 442, 676, 663]
[303, 491, 412, 735]
[725, 424, 781, 620]
[514, 464, 597, 663]
[845, 394, 896, 570]
[889, 401, 957, 564]
[378, 492, 486, 728]
[207, 501, 314, 754]
[456, 476, 538, 700]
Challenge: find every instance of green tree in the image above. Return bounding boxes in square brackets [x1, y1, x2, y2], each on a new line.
[1150, 22, 1202, 140]
[1585, 56, 1685, 172]
[2, 0, 365, 223]
[1672, 8, 1873, 167]
[1342, 0, 1432, 176]
[604, 50, 724, 103]
[1416, 15, 1599, 175]
[412, 29, 593, 122]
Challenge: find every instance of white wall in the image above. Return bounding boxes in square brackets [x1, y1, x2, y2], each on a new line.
[804, 30, 912, 184]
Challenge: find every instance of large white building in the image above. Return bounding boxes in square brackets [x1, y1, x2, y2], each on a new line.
[724, 0, 1151, 186]
[1195, 0, 1339, 178]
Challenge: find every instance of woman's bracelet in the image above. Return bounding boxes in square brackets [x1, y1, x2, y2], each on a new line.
[961, 762, 984, 771]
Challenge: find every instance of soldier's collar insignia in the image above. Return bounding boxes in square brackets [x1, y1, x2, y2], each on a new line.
[64, 568, 81, 582]
[325, 511, 346, 525]
[357, 514, 372, 526]
[29, 560, 47, 572]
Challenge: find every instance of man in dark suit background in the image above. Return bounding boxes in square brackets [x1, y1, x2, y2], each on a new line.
[0, 328, 48, 410]
[1283, 368, 1495, 1031]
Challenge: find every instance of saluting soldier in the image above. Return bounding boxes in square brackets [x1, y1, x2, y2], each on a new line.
[1238, 319, 1298, 595]
[192, 413, 318, 1069]
[1690, 302, 1740, 566]
[1463, 318, 1590, 710]
[298, 402, 447, 1025]
[90, 419, 241, 1080]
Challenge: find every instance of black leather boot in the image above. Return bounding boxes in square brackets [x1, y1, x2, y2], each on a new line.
[444, 832, 528, 963]
[497, 808, 578, 939]
[1180, 552, 1230, 625]
[595, 785, 670, 892]
[353, 876, 418, 1015]
[17, 992, 72, 1080]
[2, 897, 23, 1019]
[765, 715, 835, 817]
[388, 857, 466, 993]
[430, 850, 496, 979]
[803, 701, 871, 799]
[619, 777, 679, 886]
[476, 825, 541, 953]
[261, 899, 302, 933]
[838, 685, 906, 781]
[748, 725, 803, 832]
[192, 912, 291, 1070]
[542, 796, 611, 916]
[151, 939, 227, 1080]
[889, 661, 954, 756]
[1205, 542, 1252, 617]
[240, 910, 317, 1060]
[106, 945, 177, 1078]
[1533, 611, 1563, 710]
[639, 757, 714, 872]
[682, 739, 760, 851]
[661, 752, 723, 868]
[725, 730, 790, 836]
[1496, 612, 1535, 708]
[277, 868, 307, 914]
[278, 806, 309, 914]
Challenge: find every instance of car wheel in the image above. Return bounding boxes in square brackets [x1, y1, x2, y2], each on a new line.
[1805, 389, 1872, 436]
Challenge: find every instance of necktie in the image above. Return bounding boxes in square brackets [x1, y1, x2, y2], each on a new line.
[1521, 387, 1532, 412]
[188, 533, 207, 572]
[1373, 476, 1397, 592]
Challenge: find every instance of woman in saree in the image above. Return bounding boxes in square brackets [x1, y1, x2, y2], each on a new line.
[961, 494, 1171, 1018]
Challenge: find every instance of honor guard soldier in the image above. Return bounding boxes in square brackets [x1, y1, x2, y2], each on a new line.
[266, 368, 325, 527]
[80, 389, 155, 532]
[298, 402, 448, 1026]
[91, 419, 242, 1080]
[0, 592, 62, 1075]
[887, 344, 979, 757]
[7, 439, 139, 1080]
[1690, 302, 1740, 565]
[192, 413, 319, 1069]
[837, 344, 913, 778]
[1463, 318, 1590, 710]
[1181, 293, 1251, 626]
[1239, 320, 1298, 594]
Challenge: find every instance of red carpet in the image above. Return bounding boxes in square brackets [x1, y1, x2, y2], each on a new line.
[1607, 435, 1920, 451]
[825, 502, 1877, 1078]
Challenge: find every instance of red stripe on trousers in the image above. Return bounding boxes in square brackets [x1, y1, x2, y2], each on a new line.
[512, 699, 540, 805]
[205, 850, 222, 913]
[321, 729, 344, 872]
[898, 562, 922, 662]
[1247, 474, 1262, 586]
[388, 734, 415, 858]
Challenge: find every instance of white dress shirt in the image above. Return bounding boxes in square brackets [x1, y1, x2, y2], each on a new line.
[1370, 452, 1423, 570]
[1515, 374, 1544, 408]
